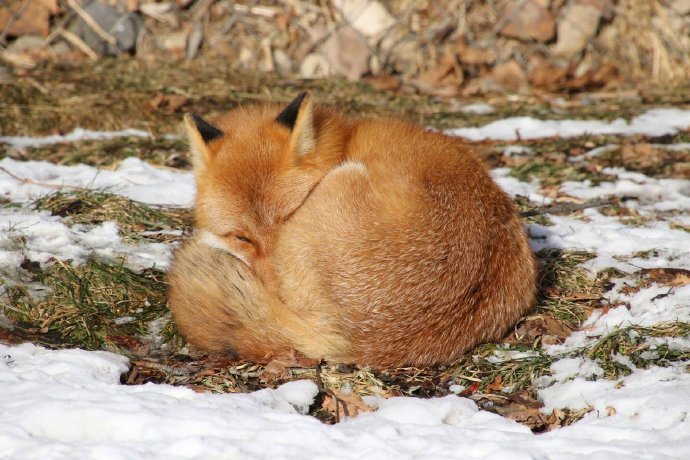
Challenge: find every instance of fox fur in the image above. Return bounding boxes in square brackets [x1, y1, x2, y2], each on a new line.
[167, 92, 538, 367]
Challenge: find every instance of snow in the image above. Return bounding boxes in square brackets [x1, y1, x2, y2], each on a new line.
[492, 168, 551, 204]
[449, 108, 690, 141]
[2, 342, 689, 459]
[529, 211, 690, 273]
[560, 168, 690, 212]
[1, 115, 690, 459]
[459, 102, 496, 115]
[539, 363, 690, 429]
[0, 210, 172, 272]
[0, 128, 150, 149]
[0, 157, 195, 207]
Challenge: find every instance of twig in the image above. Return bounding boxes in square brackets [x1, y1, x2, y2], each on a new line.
[0, 165, 88, 190]
[60, 30, 99, 60]
[132, 359, 195, 377]
[520, 198, 614, 218]
[315, 361, 341, 423]
[232, 3, 278, 18]
[65, 0, 118, 47]
[125, 366, 139, 384]
[44, 10, 77, 46]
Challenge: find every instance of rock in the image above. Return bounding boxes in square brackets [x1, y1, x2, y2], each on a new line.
[186, 23, 203, 60]
[670, 0, 690, 15]
[272, 49, 292, 75]
[528, 56, 568, 89]
[299, 53, 330, 79]
[333, 0, 395, 38]
[490, 59, 528, 91]
[69, 0, 141, 55]
[408, 51, 462, 97]
[3, 35, 53, 69]
[578, 0, 613, 11]
[5, 35, 45, 53]
[0, 0, 58, 37]
[551, 1, 603, 58]
[49, 40, 72, 56]
[456, 41, 496, 65]
[461, 77, 504, 97]
[140, 1, 178, 27]
[498, 0, 555, 42]
[389, 40, 421, 77]
[323, 26, 370, 81]
[159, 29, 189, 55]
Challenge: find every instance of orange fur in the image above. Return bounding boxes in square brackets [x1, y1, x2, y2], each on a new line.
[168, 93, 538, 367]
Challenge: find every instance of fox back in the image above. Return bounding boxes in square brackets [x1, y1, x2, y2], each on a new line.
[168, 93, 537, 367]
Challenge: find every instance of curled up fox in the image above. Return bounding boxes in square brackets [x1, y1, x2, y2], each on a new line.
[168, 92, 537, 368]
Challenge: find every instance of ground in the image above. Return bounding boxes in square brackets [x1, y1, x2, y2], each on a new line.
[0, 60, 689, 457]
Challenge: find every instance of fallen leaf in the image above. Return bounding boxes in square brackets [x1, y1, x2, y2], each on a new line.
[503, 405, 545, 429]
[644, 268, 690, 288]
[486, 375, 504, 392]
[0, 0, 58, 37]
[147, 92, 190, 112]
[362, 75, 401, 91]
[260, 349, 319, 383]
[561, 292, 601, 301]
[322, 389, 374, 420]
[460, 382, 480, 396]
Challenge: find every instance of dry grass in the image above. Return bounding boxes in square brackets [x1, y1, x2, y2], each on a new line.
[2, 257, 172, 352]
[32, 189, 192, 243]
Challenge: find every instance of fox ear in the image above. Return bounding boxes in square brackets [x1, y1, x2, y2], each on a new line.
[184, 113, 223, 170]
[276, 92, 315, 157]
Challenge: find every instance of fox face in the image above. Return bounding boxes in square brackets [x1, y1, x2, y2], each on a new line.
[184, 93, 344, 287]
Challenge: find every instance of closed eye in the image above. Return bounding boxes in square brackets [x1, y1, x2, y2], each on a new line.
[236, 235, 253, 244]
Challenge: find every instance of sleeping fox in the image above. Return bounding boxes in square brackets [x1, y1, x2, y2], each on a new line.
[168, 92, 537, 368]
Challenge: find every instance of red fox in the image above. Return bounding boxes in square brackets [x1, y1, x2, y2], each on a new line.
[168, 92, 537, 367]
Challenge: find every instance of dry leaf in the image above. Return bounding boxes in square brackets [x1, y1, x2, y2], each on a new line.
[645, 268, 690, 287]
[322, 389, 374, 420]
[147, 92, 190, 113]
[362, 75, 401, 91]
[0, 0, 58, 37]
[260, 349, 319, 383]
[486, 375, 504, 392]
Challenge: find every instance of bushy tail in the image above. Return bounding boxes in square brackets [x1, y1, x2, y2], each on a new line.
[168, 236, 299, 361]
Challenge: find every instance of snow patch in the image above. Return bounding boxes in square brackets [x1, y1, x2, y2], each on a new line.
[0, 128, 150, 149]
[449, 108, 690, 141]
[0, 157, 195, 207]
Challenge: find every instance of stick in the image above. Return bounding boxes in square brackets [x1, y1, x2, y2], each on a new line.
[60, 30, 99, 60]
[0, 165, 89, 190]
[132, 359, 194, 377]
[65, 0, 118, 47]
[315, 362, 341, 423]
[520, 198, 613, 218]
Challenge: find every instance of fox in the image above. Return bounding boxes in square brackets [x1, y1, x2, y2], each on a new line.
[167, 92, 538, 368]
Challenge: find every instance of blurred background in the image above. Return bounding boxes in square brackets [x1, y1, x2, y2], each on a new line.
[1, 0, 689, 97]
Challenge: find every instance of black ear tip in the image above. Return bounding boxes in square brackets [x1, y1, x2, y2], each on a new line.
[295, 91, 308, 104]
[189, 113, 224, 143]
[275, 92, 310, 129]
